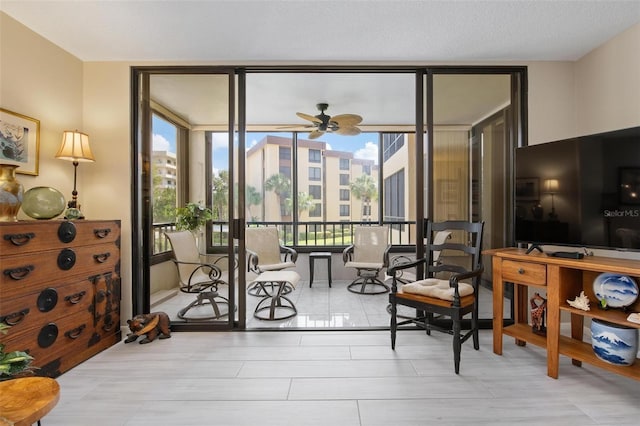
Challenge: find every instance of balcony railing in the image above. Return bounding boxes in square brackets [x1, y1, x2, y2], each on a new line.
[152, 220, 416, 257]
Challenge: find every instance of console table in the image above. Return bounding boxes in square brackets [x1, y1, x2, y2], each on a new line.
[488, 248, 640, 380]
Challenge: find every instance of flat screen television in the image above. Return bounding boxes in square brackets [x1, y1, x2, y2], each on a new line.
[515, 126, 640, 251]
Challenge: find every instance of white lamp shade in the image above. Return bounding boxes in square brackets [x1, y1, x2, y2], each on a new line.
[56, 131, 95, 162]
[544, 179, 559, 193]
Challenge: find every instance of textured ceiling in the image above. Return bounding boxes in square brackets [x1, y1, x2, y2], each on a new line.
[1, 1, 639, 62]
[2, 1, 638, 127]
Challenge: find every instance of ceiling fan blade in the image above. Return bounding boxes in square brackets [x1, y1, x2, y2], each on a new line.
[335, 126, 361, 136]
[277, 124, 314, 130]
[308, 130, 325, 139]
[330, 114, 363, 126]
[296, 112, 322, 124]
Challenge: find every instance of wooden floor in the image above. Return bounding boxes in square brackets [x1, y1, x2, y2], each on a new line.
[44, 329, 639, 425]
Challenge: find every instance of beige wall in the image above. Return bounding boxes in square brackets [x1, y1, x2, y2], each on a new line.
[574, 23, 640, 136]
[3, 12, 639, 322]
[0, 13, 84, 210]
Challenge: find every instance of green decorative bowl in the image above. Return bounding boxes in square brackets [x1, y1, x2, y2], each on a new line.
[21, 186, 66, 220]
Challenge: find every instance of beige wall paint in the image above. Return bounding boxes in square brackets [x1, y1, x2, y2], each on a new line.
[0, 13, 84, 211]
[3, 12, 640, 322]
[526, 61, 576, 145]
[82, 61, 133, 319]
[574, 23, 640, 136]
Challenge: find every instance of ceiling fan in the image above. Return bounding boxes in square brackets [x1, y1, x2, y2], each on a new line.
[296, 103, 362, 139]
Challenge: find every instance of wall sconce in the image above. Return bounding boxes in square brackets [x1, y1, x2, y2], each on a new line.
[544, 179, 559, 220]
[56, 130, 95, 219]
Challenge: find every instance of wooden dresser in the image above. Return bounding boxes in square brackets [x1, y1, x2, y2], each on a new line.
[488, 248, 640, 381]
[0, 220, 121, 377]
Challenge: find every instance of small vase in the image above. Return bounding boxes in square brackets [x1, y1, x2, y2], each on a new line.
[591, 318, 638, 366]
[0, 163, 24, 222]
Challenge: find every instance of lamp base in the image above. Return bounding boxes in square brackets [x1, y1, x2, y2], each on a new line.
[64, 207, 85, 220]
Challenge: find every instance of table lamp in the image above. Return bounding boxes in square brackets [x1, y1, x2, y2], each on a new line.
[544, 178, 559, 220]
[55, 130, 95, 219]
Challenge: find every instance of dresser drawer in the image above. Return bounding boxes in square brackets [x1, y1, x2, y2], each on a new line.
[0, 220, 120, 255]
[0, 309, 94, 369]
[0, 243, 120, 298]
[501, 260, 547, 286]
[0, 279, 92, 335]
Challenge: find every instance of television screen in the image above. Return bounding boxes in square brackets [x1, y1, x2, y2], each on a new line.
[515, 126, 640, 251]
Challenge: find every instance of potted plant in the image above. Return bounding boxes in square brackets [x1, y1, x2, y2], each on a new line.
[175, 202, 213, 232]
[0, 324, 35, 380]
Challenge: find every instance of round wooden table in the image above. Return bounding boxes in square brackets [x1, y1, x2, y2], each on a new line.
[0, 377, 60, 426]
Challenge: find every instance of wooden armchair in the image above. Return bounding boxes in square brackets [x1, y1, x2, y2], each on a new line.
[388, 220, 484, 374]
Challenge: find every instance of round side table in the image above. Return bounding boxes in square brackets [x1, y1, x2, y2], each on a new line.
[0, 377, 60, 426]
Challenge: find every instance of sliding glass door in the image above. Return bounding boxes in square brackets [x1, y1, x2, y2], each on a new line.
[132, 66, 526, 330]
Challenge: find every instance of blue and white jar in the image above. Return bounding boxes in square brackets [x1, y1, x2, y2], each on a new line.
[590, 318, 638, 366]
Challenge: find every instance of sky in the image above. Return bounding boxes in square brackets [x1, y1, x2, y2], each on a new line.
[153, 114, 379, 175]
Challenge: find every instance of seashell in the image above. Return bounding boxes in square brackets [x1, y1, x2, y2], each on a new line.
[567, 290, 590, 311]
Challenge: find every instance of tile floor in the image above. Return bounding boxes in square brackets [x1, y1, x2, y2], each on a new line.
[154, 278, 501, 329]
[45, 329, 640, 426]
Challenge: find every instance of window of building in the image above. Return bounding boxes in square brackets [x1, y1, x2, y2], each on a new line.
[340, 189, 350, 201]
[309, 185, 322, 199]
[279, 146, 291, 160]
[279, 165, 291, 177]
[362, 164, 371, 175]
[382, 133, 405, 162]
[309, 149, 321, 163]
[339, 174, 350, 185]
[309, 203, 322, 217]
[339, 205, 350, 216]
[384, 168, 405, 222]
[309, 167, 321, 181]
[339, 158, 350, 170]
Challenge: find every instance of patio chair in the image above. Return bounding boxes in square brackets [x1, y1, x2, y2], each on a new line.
[342, 225, 391, 294]
[165, 230, 232, 320]
[245, 226, 298, 296]
[388, 220, 484, 374]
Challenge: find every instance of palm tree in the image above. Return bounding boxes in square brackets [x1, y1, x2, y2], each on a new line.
[211, 170, 229, 220]
[350, 174, 378, 221]
[264, 173, 291, 217]
[285, 192, 315, 216]
[245, 185, 262, 221]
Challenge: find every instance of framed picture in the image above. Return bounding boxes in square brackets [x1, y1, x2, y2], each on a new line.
[0, 108, 40, 175]
[619, 167, 640, 205]
[515, 177, 539, 201]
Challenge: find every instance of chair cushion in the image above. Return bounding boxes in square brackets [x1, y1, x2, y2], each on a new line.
[259, 262, 295, 271]
[401, 278, 473, 301]
[345, 261, 383, 270]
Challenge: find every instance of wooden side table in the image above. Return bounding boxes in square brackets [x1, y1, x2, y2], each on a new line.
[309, 252, 332, 287]
[0, 377, 60, 426]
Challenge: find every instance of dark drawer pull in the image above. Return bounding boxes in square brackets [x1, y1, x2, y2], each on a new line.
[518, 268, 525, 274]
[38, 323, 59, 348]
[3, 265, 35, 280]
[93, 252, 111, 263]
[65, 324, 86, 339]
[3, 232, 35, 246]
[1, 308, 30, 326]
[94, 228, 111, 239]
[65, 290, 87, 305]
[57, 248, 76, 270]
[58, 221, 77, 243]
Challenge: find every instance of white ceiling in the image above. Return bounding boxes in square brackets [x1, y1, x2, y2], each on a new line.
[2, 1, 639, 127]
[2, 1, 639, 62]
